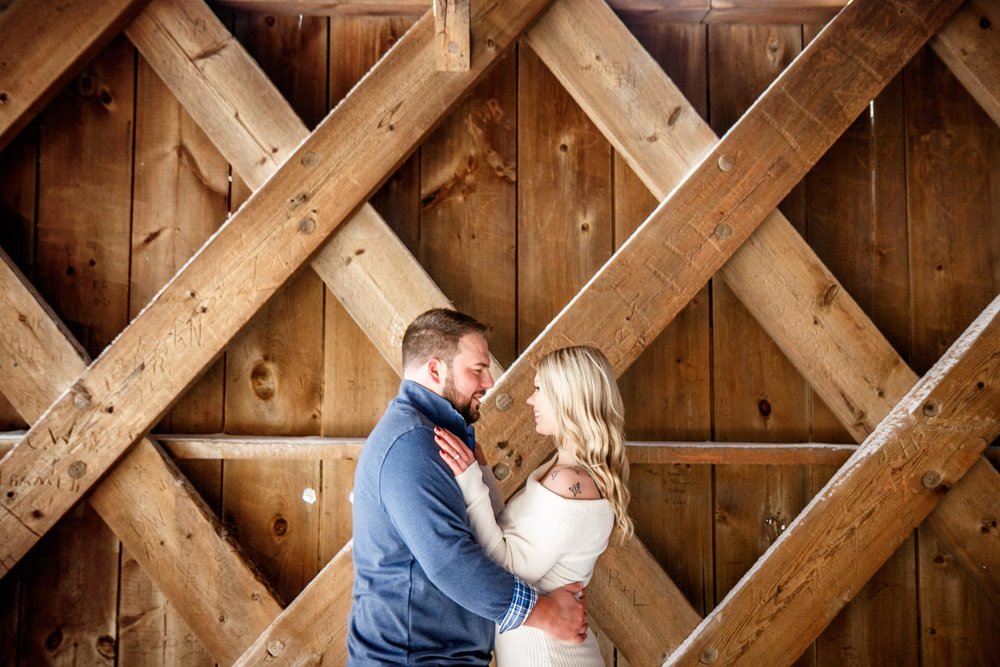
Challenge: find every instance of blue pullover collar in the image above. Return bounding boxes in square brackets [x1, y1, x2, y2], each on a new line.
[398, 379, 477, 450]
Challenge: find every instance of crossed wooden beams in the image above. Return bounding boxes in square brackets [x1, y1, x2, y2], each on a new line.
[0, 0, 997, 665]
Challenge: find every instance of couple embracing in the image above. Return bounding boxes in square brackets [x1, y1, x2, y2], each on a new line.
[348, 308, 633, 666]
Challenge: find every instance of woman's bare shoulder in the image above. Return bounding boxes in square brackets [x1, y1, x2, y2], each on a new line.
[542, 464, 602, 500]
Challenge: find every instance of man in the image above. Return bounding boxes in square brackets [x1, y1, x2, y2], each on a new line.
[348, 308, 587, 665]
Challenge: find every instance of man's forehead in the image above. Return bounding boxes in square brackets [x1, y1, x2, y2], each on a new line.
[456, 333, 489, 360]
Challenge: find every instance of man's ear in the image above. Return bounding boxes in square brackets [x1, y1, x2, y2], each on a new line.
[427, 357, 446, 387]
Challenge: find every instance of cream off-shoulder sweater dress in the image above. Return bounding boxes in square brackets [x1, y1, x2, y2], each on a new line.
[456, 456, 615, 667]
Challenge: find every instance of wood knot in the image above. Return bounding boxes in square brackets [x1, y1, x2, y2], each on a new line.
[821, 282, 839, 306]
[251, 363, 277, 400]
[699, 646, 718, 664]
[96, 635, 116, 659]
[758, 398, 772, 417]
[272, 517, 288, 536]
[492, 462, 510, 480]
[301, 152, 320, 168]
[717, 154, 735, 172]
[922, 401, 941, 417]
[68, 460, 87, 479]
[45, 629, 63, 652]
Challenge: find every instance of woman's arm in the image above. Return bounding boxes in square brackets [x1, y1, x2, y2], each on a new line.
[435, 427, 561, 584]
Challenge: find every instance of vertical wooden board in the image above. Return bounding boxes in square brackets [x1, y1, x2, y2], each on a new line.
[919, 531, 1000, 666]
[329, 15, 419, 249]
[223, 267, 325, 603]
[35, 37, 133, 357]
[801, 23, 918, 665]
[517, 43, 613, 351]
[321, 15, 417, 563]
[18, 35, 134, 666]
[906, 46, 1000, 667]
[234, 12, 328, 129]
[708, 29, 812, 666]
[0, 563, 17, 665]
[0, 122, 36, 431]
[906, 47, 1000, 375]
[118, 55, 232, 667]
[222, 13, 328, 604]
[614, 20, 712, 617]
[0, 122, 37, 282]
[419, 51, 517, 364]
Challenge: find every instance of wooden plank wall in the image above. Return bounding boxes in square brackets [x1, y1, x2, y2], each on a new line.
[0, 7, 997, 666]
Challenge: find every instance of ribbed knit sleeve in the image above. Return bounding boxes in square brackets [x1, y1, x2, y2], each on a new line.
[456, 464, 563, 585]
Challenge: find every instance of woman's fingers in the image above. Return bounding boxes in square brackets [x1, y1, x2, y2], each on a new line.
[434, 427, 473, 476]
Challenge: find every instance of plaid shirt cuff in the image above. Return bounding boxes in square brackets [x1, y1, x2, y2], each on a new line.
[498, 578, 537, 633]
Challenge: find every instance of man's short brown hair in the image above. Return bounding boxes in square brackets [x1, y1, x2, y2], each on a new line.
[401, 308, 490, 371]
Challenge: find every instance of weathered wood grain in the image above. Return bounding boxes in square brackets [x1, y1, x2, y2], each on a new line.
[931, 0, 1000, 128]
[434, 0, 470, 71]
[0, 0, 149, 151]
[906, 44, 1000, 662]
[801, 25, 918, 662]
[531, 0, 1000, 620]
[421, 50, 518, 365]
[666, 293, 1000, 665]
[221, 11, 327, 607]
[615, 19, 713, 624]
[0, 248, 282, 664]
[0, 0, 557, 573]
[707, 29, 813, 665]
[18, 38, 133, 665]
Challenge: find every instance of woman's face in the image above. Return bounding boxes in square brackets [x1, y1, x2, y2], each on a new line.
[526, 373, 557, 437]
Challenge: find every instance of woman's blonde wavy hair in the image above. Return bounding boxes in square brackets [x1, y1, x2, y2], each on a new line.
[536, 345, 634, 539]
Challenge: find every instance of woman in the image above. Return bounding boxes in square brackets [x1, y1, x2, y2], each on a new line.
[434, 345, 633, 666]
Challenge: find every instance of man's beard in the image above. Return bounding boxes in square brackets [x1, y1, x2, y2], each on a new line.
[443, 374, 481, 423]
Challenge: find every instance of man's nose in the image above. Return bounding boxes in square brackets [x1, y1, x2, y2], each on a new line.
[482, 370, 495, 389]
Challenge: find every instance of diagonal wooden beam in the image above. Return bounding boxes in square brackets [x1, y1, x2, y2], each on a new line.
[931, 0, 1000, 127]
[236, 0, 965, 663]
[0, 0, 556, 574]
[0, 249, 282, 664]
[666, 293, 1000, 665]
[529, 0, 1000, 608]
[0, 0, 151, 151]
[125, 0, 504, 383]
